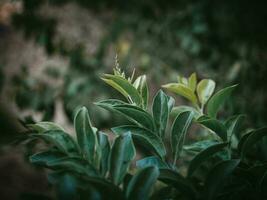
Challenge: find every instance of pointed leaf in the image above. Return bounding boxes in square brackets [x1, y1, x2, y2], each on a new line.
[171, 111, 194, 162]
[207, 85, 238, 118]
[197, 79, 215, 105]
[96, 101, 155, 131]
[126, 166, 159, 200]
[162, 83, 198, 105]
[225, 115, 245, 140]
[188, 73, 197, 91]
[112, 125, 166, 158]
[197, 115, 228, 141]
[102, 74, 142, 105]
[133, 75, 149, 108]
[28, 121, 64, 133]
[204, 159, 240, 200]
[74, 107, 97, 164]
[187, 142, 228, 177]
[152, 90, 169, 137]
[109, 132, 136, 185]
[31, 130, 78, 154]
[241, 127, 267, 159]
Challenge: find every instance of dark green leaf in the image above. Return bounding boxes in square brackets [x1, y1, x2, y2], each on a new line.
[225, 115, 245, 140]
[241, 127, 267, 159]
[187, 142, 228, 177]
[31, 130, 78, 154]
[126, 166, 159, 200]
[159, 169, 196, 198]
[98, 131, 110, 176]
[96, 102, 155, 131]
[204, 159, 240, 200]
[74, 106, 97, 164]
[112, 125, 166, 158]
[152, 90, 169, 137]
[197, 115, 228, 141]
[109, 132, 136, 185]
[171, 111, 194, 162]
[207, 85, 238, 118]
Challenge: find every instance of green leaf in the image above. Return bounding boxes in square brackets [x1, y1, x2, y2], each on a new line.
[171, 111, 194, 162]
[133, 75, 149, 108]
[47, 157, 99, 177]
[126, 166, 159, 200]
[30, 150, 64, 166]
[83, 176, 124, 200]
[203, 159, 240, 200]
[112, 125, 166, 158]
[187, 142, 228, 177]
[152, 90, 169, 137]
[109, 132, 136, 185]
[136, 156, 169, 169]
[28, 121, 64, 133]
[197, 115, 228, 141]
[207, 85, 238, 118]
[188, 73, 197, 92]
[197, 79, 215, 106]
[224, 115, 245, 140]
[96, 101, 155, 131]
[74, 107, 97, 164]
[158, 169, 196, 198]
[102, 74, 142, 105]
[31, 130, 78, 154]
[241, 127, 267, 159]
[98, 131, 110, 176]
[167, 96, 175, 113]
[162, 83, 198, 106]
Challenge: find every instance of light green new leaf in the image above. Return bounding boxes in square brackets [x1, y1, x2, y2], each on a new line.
[96, 101, 155, 131]
[197, 79, 215, 106]
[241, 127, 267, 159]
[197, 115, 228, 141]
[158, 169, 196, 198]
[109, 132, 136, 185]
[28, 121, 65, 133]
[112, 125, 166, 158]
[136, 156, 168, 169]
[171, 111, 194, 162]
[152, 90, 169, 137]
[187, 142, 228, 177]
[204, 159, 240, 200]
[188, 73, 197, 92]
[207, 85, 238, 118]
[133, 75, 149, 108]
[74, 107, 97, 164]
[102, 74, 142, 105]
[126, 166, 159, 200]
[162, 83, 198, 106]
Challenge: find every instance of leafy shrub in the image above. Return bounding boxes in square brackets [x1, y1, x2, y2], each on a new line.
[21, 67, 267, 200]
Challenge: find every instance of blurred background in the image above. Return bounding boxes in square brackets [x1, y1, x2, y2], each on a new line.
[0, 0, 267, 198]
[1, 0, 267, 137]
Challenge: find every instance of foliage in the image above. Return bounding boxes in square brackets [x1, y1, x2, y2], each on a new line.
[21, 68, 267, 199]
